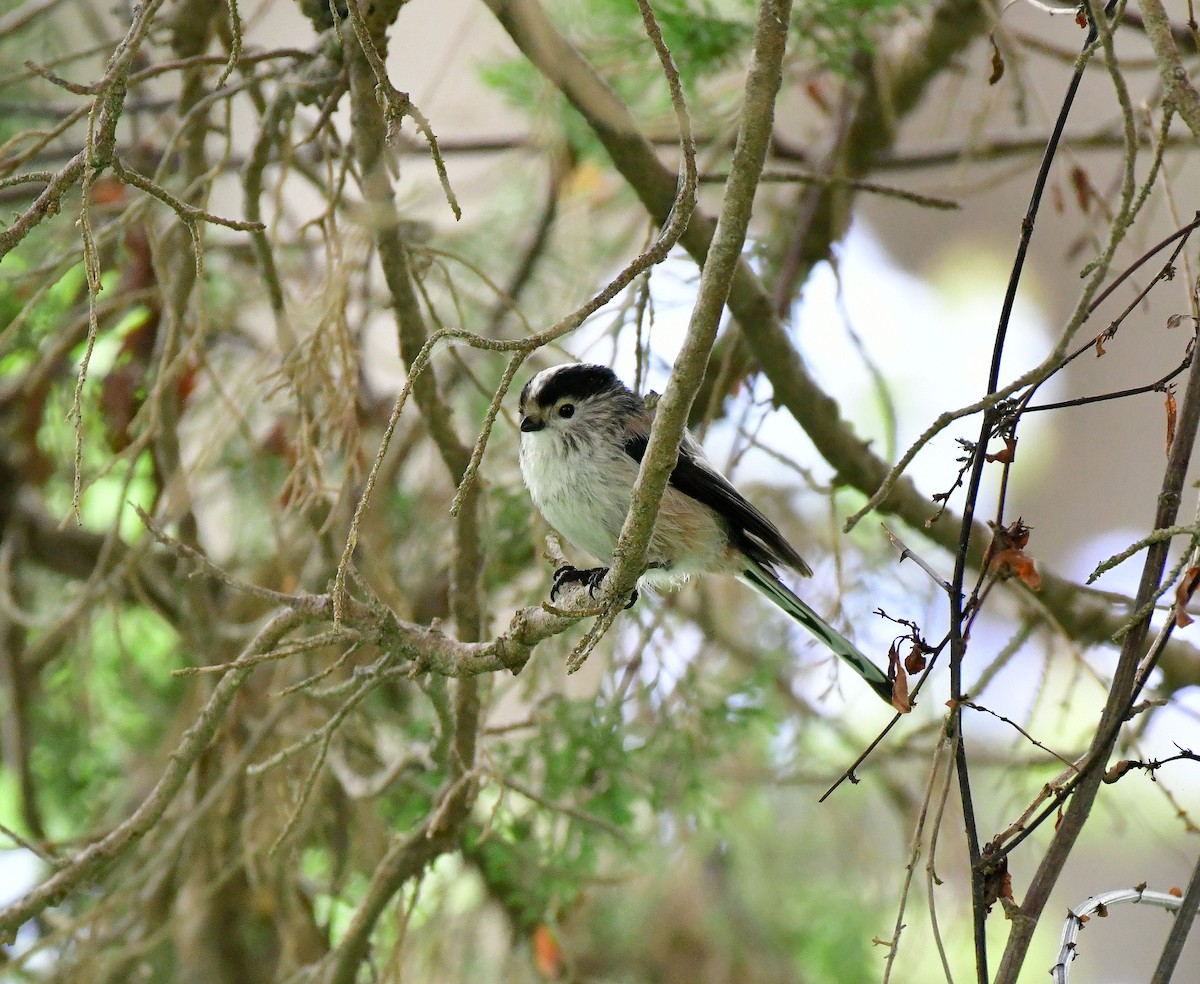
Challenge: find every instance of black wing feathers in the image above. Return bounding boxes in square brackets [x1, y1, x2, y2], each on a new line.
[623, 433, 812, 577]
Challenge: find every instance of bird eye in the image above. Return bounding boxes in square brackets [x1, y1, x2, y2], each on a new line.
[558, 403, 575, 419]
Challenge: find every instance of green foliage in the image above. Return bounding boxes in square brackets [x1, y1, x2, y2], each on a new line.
[793, 0, 915, 74]
[29, 604, 181, 838]
[0, 258, 85, 354]
[480, 0, 914, 129]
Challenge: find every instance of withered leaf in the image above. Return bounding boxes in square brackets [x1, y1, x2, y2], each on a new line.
[887, 643, 912, 714]
[985, 436, 1017, 464]
[804, 80, 831, 114]
[1008, 519, 1031, 550]
[1166, 384, 1178, 455]
[1175, 567, 1200, 628]
[905, 647, 927, 674]
[1070, 166, 1093, 213]
[984, 518, 1037, 585]
[1095, 326, 1118, 358]
[981, 851, 1013, 914]
[988, 34, 1005, 85]
[532, 924, 563, 979]
[989, 548, 1042, 590]
[891, 666, 912, 715]
[1167, 313, 1183, 330]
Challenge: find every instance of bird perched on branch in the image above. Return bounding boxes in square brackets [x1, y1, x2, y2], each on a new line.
[517, 362, 895, 706]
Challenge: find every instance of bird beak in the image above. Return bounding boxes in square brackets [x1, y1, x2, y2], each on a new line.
[520, 414, 544, 433]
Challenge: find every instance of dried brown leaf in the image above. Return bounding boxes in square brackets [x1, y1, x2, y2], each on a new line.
[1070, 166, 1092, 213]
[988, 34, 1005, 85]
[986, 519, 1040, 590]
[982, 852, 1013, 913]
[891, 668, 911, 714]
[989, 548, 1042, 590]
[804, 80, 831, 114]
[1166, 384, 1178, 455]
[1175, 567, 1200, 628]
[985, 436, 1017, 464]
[533, 924, 563, 979]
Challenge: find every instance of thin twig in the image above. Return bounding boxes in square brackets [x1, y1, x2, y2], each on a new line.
[0, 609, 300, 942]
[568, 0, 773, 671]
[883, 524, 952, 593]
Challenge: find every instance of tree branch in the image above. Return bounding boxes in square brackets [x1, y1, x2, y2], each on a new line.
[588, 0, 790, 656]
[483, 0, 1200, 681]
[994, 266, 1200, 982]
[0, 609, 299, 943]
[1138, 0, 1200, 138]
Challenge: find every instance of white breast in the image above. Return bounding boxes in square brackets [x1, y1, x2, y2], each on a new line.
[520, 425, 735, 584]
[520, 428, 639, 563]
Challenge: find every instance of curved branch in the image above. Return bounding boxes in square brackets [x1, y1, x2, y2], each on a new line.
[483, 0, 1200, 678]
[580, 0, 791, 666]
[0, 610, 298, 943]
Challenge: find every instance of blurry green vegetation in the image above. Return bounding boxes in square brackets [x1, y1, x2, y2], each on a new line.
[481, 0, 914, 146]
[0, 1, 1197, 983]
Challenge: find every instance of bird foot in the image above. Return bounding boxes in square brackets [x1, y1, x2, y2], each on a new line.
[551, 565, 638, 610]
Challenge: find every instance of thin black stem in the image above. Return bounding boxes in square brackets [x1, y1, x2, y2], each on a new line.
[819, 631, 951, 803]
[1086, 211, 1200, 316]
[950, 11, 1107, 981]
[1021, 214, 1200, 406]
[1022, 356, 1192, 413]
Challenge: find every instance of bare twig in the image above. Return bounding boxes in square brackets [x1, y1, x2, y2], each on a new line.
[883, 524, 952, 593]
[568, 0, 783, 670]
[995, 153, 1200, 982]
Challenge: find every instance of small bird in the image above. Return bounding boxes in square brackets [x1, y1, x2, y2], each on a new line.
[517, 362, 894, 705]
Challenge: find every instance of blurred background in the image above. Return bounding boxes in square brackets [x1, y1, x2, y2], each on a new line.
[1, 0, 1199, 981]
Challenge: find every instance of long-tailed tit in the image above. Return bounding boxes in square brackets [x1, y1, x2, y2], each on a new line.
[518, 362, 894, 705]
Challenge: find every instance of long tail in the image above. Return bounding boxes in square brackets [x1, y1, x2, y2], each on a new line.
[740, 565, 894, 706]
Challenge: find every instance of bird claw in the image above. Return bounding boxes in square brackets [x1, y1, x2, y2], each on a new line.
[551, 565, 608, 600]
[551, 565, 638, 609]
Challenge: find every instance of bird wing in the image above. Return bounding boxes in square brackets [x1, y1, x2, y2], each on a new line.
[622, 425, 812, 577]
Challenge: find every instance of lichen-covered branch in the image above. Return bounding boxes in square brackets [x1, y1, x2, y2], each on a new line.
[0, 609, 300, 943]
[584, 0, 793, 663]
[483, 0, 1200, 681]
